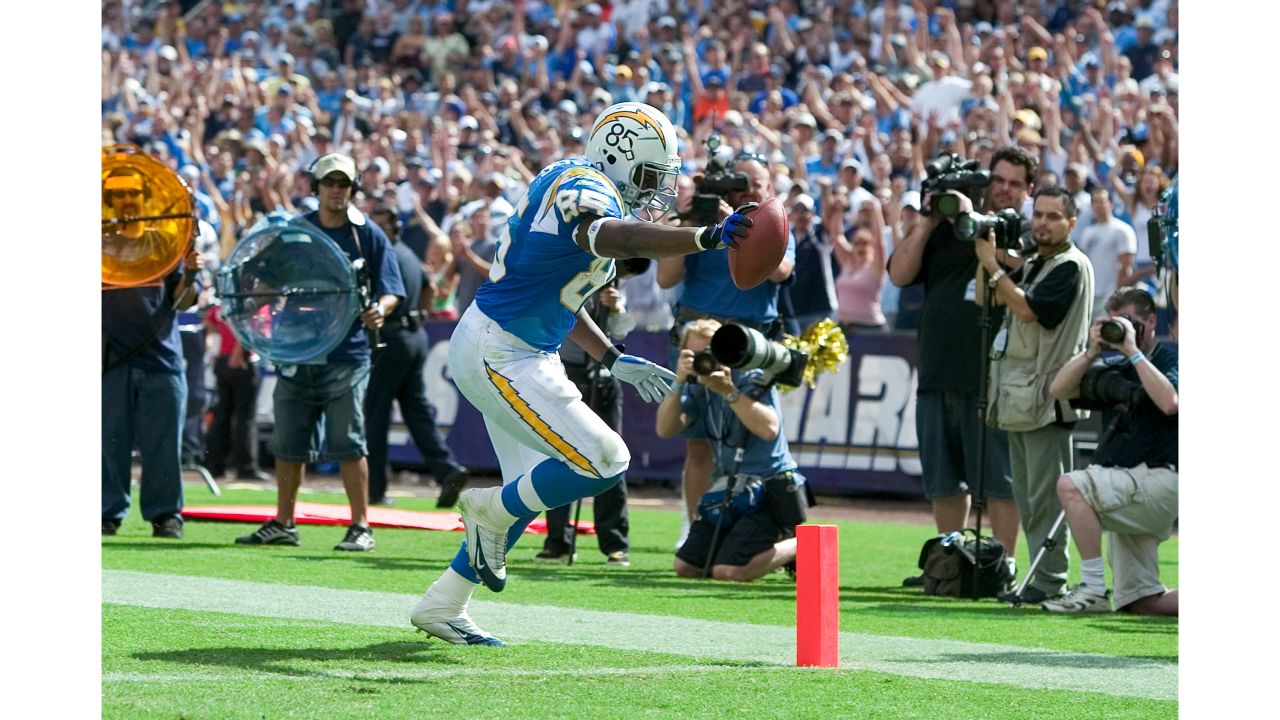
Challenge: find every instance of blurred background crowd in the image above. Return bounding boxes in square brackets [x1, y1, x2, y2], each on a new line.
[101, 0, 1179, 333]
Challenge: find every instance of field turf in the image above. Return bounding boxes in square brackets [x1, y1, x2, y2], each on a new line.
[102, 483, 1177, 719]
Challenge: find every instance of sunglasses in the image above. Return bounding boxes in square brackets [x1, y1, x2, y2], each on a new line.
[114, 189, 144, 198]
[320, 177, 353, 188]
[735, 151, 767, 164]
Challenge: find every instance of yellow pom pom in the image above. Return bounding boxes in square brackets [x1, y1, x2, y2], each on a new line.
[777, 318, 850, 392]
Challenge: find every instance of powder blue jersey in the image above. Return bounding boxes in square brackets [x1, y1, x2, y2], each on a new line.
[474, 158, 625, 351]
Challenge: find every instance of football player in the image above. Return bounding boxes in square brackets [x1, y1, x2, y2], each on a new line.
[411, 102, 757, 644]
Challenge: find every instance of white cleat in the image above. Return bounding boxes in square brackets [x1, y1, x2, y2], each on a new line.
[411, 592, 504, 646]
[411, 610, 504, 646]
[457, 487, 513, 592]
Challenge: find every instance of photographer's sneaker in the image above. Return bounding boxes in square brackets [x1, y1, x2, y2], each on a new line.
[1043, 584, 1112, 614]
[235, 520, 300, 546]
[151, 514, 184, 539]
[534, 548, 575, 563]
[436, 466, 471, 509]
[334, 524, 375, 551]
[605, 551, 631, 568]
[458, 487, 515, 592]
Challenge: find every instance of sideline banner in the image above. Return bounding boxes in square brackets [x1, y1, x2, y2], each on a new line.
[400, 322, 924, 497]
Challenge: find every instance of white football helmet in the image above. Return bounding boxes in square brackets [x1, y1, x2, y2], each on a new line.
[584, 102, 681, 221]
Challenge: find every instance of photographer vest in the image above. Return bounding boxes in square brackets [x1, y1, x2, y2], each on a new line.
[987, 245, 1094, 432]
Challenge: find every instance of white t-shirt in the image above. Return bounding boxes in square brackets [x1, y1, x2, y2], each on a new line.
[1079, 216, 1137, 317]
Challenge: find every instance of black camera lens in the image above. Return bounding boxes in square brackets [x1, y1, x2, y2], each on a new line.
[1099, 320, 1126, 345]
[692, 349, 719, 376]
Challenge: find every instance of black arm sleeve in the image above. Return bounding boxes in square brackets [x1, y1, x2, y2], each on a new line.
[1025, 261, 1080, 330]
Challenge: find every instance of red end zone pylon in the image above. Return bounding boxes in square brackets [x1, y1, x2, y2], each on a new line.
[796, 524, 839, 667]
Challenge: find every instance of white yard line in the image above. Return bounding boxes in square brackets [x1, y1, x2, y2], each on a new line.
[103, 570, 1176, 701]
[103, 665, 769, 684]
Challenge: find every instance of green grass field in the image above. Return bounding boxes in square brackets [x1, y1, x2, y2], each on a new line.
[102, 483, 1177, 719]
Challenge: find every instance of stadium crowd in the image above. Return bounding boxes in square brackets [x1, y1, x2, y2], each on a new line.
[102, 0, 1179, 331]
[102, 0, 1179, 613]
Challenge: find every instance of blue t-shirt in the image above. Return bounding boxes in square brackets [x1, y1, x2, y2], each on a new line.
[102, 256, 196, 375]
[474, 158, 625, 352]
[302, 211, 405, 365]
[679, 235, 796, 324]
[678, 369, 798, 479]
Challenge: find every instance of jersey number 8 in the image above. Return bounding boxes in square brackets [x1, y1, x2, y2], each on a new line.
[559, 257, 614, 313]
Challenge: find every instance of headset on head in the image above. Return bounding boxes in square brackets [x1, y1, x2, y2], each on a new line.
[103, 168, 153, 206]
[308, 152, 362, 196]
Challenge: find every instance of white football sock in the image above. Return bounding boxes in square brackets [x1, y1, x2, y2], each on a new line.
[414, 567, 479, 620]
[1080, 556, 1105, 590]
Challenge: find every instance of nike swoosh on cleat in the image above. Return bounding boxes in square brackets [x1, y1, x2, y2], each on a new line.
[446, 622, 503, 646]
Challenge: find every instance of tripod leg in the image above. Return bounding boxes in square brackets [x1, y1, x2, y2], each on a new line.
[567, 499, 583, 566]
[1008, 510, 1067, 605]
[701, 513, 728, 579]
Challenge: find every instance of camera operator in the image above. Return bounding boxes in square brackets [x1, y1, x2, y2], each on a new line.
[888, 147, 1037, 583]
[657, 319, 805, 582]
[658, 153, 795, 541]
[976, 186, 1096, 605]
[1043, 287, 1177, 615]
[535, 267, 641, 567]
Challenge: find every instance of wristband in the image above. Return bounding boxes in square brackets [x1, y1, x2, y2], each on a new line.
[987, 268, 1006, 287]
[1127, 351, 1146, 366]
[602, 345, 622, 370]
[694, 226, 710, 251]
[586, 217, 609, 256]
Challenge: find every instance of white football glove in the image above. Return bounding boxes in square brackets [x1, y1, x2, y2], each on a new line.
[608, 354, 677, 403]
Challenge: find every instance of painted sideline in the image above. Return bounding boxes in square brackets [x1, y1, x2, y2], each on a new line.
[103, 570, 1176, 701]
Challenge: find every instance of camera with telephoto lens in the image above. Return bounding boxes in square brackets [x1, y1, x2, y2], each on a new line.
[952, 208, 1034, 254]
[692, 131, 749, 226]
[691, 349, 719, 377]
[1099, 317, 1145, 347]
[1079, 365, 1146, 408]
[689, 323, 809, 388]
[920, 153, 991, 218]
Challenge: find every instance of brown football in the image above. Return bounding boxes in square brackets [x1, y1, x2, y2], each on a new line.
[727, 196, 789, 290]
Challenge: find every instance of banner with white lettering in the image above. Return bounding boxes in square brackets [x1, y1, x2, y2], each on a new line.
[376, 323, 925, 497]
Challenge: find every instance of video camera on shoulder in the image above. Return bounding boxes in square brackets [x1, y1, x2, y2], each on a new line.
[692, 131, 749, 226]
[1147, 178, 1178, 274]
[689, 323, 808, 388]
[920, 153, 990, 218]
[921, 153, 1035, 255]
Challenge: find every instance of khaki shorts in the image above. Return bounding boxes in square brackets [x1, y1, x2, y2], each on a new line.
[1067, 464, 1178, 609]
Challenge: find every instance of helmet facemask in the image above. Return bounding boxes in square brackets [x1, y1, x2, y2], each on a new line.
[625, 160, 679, 222]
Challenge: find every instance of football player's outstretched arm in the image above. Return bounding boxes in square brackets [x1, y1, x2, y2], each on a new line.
[573, 209, 755, 260]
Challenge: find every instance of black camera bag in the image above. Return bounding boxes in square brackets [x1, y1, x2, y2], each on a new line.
[917, 530, 1014, 598]
[763, 472, 809, 530]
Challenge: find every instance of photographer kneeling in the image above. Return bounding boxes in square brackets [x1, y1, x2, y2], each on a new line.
[657, 319, 806, 582]
[1045, 287, 1178, 615]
